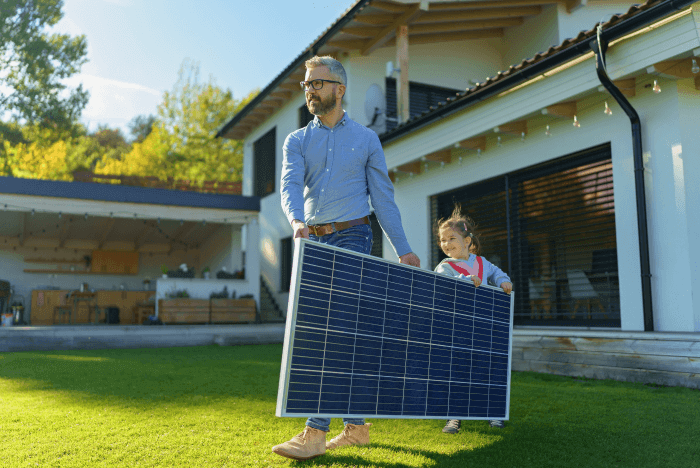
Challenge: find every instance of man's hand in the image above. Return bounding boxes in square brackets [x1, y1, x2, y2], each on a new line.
[399, 252, 420, 268]
[501, 281, 513, 295]
[292, 219, 309, 239]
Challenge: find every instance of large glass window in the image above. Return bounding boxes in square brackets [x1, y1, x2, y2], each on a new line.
[432, 144, 620, 327]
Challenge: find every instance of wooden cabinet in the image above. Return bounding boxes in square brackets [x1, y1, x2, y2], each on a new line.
[91, 250, 139, 275]
[158, 298, 257, 324]
[30, 290, 154, 325]
[158, 299, 210, 324]
[97, 291, 154, 324]
[30, 290, 71, 325]
[210, 299, 256, 323]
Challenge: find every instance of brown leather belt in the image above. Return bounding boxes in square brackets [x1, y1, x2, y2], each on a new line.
[307, 216, 370, 237]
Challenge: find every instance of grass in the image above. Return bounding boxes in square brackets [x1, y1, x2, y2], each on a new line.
[0, 345, 698, 468]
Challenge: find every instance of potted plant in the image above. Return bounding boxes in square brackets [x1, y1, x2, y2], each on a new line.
[202, 266, 210, 280]
[161, 265, 169, 279]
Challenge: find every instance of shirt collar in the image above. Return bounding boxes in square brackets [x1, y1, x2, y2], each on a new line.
[313, 111, 347, 129]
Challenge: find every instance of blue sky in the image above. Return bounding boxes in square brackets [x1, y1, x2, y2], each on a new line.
[55, 0, 352, 136]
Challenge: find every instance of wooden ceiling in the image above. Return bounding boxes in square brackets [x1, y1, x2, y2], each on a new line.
[222, 0, 576, 140]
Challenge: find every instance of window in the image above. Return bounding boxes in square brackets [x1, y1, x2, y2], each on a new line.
[299, 104, 314, 128]
[253, 127, 276, 197]
[432, 144, 620, 327]
[281, 236, 293, 292]
[385, 77, 462, 132]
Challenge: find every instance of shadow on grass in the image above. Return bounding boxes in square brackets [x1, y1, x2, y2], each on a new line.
[0, 345, 282, 405]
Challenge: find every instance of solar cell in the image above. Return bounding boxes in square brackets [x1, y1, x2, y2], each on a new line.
[276, 238, 514, 420]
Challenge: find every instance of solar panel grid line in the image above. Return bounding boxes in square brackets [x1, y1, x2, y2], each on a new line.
[277, 238, 514, 420]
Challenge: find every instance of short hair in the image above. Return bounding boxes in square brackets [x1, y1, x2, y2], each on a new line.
[305, 55, 347, 86]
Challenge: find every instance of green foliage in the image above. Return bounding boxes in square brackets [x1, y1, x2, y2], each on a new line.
[127, 114, 156, 143]
[0, 0, 89, 127]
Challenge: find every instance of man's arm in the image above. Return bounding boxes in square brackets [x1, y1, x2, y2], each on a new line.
[365, 133, 420, 267]
[281, 133, 306, 228]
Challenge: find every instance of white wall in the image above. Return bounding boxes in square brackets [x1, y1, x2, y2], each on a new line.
[556, 2, 640, 44]
[198, 224, 244, 275]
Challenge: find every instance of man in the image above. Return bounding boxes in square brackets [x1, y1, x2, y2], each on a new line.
[273, 55, 421, 461]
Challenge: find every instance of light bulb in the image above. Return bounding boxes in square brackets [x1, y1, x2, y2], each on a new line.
[440, 161, 445, 169]
[692, 59, 700, 74]
[58, 212, 62, 219]
[604, 101, 612, 115]
[477, 148, 482, 156]
[573, 115, 581, 128]
[653, 80, 661, 94]
[424, 163, 429, 172]
[497, 136, 502, 147]
[545, 125, 552, 137]
[458, 156, 463, 165]
[521, 132, 526, 142]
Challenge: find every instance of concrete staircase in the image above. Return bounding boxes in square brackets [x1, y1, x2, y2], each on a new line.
[258, 277, 285, 323]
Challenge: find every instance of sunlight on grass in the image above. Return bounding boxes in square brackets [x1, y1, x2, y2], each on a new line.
[1, 345, 699, 467]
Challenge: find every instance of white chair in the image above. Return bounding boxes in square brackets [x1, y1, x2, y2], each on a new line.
[529, 278, 554, 320]
[566, 270, 605, 319]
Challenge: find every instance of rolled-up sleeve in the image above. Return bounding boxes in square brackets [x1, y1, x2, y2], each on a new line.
[365, 133, 412, 257]
[281, 132, 305, 225]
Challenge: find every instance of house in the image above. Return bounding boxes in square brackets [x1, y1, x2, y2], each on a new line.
[0, 176, 262, 327]
[218, 0, 700, 388]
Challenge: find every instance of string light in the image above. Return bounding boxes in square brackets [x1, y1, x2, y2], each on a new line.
[573, 115, 581, 128]
[440, 161, 445, 169]
[545, 125, 552, 137]
[521, 132, 526, 142]
[84, 213, 88, 220]
[604, 101, 612, 115]
[31, 209, 35, 216]
[497, 136, 502, 147]
[477, 148, 482, 156]
[458, 156, 463, 165]
[653, 80, 661, 93]
[58, 212, 62, 219]
[692, 58, 700, 74]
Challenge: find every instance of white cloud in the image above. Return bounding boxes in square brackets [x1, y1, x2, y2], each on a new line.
[66, 74, 163, 135]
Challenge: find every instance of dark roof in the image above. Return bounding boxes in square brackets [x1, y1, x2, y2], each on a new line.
[0, 176, 260, 212]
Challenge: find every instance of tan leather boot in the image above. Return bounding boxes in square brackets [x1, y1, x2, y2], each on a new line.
[326, 423, 372, 450]
[271, 426, 327, 460]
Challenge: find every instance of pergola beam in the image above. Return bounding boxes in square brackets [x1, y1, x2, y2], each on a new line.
[361, 4, 422, 55]
[458, 136, 487, 151]
[494, 120, 527, 136]
[541, 101, 577, 119]
[414, 6, 542, 23]
[386, 28, 504, 47]
[408, 18, 524, 35]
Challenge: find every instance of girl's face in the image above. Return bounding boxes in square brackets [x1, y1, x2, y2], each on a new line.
[439, 226, 472, 260]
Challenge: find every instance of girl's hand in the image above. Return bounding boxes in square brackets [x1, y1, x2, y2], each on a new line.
[501, 282, 512, 295]
[470, 275, 482, 287]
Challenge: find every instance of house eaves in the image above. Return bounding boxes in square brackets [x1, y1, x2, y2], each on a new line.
[379, 0, 698, 146]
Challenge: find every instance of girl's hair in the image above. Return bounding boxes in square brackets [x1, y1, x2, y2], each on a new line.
[435, 205, 481, 255]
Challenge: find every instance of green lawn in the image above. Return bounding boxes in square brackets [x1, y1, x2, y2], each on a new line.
[0, 345, 698, 467]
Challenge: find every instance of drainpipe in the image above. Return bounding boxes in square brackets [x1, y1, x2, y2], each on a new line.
[592, 26, 654, 332]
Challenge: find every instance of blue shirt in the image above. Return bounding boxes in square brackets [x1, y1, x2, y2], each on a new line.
[281, 112, 412, 257]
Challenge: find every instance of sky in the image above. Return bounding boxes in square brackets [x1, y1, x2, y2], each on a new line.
[54, 0, 353, 137]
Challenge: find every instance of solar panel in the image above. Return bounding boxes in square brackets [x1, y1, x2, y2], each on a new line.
[276, 238, 514, 420]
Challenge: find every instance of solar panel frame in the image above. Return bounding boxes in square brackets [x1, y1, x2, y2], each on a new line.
[276, 238, 514, 420]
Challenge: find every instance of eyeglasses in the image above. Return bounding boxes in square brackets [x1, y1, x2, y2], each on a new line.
[299, 79, 341, 91]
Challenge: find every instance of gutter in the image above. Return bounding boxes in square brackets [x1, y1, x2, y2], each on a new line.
[592, 28, 654, 332]
[379, 0, 697, 145]
[216, 0, 371, 139]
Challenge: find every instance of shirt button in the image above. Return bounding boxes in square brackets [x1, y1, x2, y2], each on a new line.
[322, 189, 324, 192]
[329, 148, 332, 151]
[326, 169, 329, 172]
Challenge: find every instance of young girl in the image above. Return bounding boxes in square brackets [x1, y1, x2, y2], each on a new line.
[434, 206, 512, 434]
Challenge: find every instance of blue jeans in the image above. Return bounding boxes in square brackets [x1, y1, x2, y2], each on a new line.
[305, 223, 373, 432]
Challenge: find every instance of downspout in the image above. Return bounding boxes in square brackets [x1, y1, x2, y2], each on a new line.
[592, 26, 654, 332]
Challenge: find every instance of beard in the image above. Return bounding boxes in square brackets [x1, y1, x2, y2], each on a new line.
[306, 92, 336, 116]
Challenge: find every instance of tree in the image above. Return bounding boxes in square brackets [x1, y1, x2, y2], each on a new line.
[0, 0, 89, 127]
[95, 60, 257, 185]
[128, 114, 156, 143]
